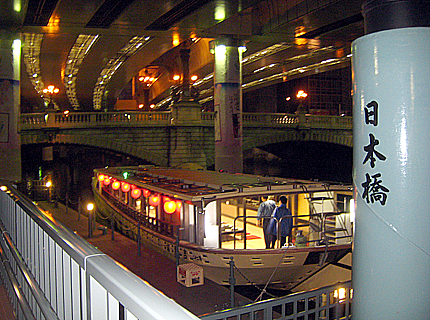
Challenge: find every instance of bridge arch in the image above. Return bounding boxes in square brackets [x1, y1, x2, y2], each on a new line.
[242, 128, 352, 152]
[21, 133, 169, 166]
[20, 112, 352, 170]
[21, 129, 352, 170]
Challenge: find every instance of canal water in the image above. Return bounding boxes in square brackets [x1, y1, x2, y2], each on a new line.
[245, 141, 353, 184]
[21, 140, 353, 205]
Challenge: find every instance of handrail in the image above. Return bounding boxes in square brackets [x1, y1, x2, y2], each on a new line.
[0, 237, 36, 319]
[232, 212, 351, 249]
[101, 188, 179, 238]
[0, 181, 199, 320]
[233, 215, 295, 249]
[200, 280, 352, 320]
[0, 225, 58, 319]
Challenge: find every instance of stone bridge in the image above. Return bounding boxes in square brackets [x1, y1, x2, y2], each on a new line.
[20, 109, 352, 168]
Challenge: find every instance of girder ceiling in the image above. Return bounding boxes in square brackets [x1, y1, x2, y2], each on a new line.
[2, 0, 364, 111]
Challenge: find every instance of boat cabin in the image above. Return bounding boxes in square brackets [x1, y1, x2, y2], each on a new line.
[93, 166, 354, 250]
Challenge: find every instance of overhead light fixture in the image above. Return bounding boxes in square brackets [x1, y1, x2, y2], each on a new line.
[23, 33, 52, 105]
[64, 34, 99, 110]
[93, 36, 152, 110]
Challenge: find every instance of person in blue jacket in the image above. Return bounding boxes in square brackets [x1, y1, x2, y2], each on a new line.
[268, 195, 292, 248]
[257, 196, 277, 248]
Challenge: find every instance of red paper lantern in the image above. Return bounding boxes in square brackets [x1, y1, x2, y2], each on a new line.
[175, 200, 182, 213]
[121, 182, 131, 192]
[112, 181, 120, 190]
[98, 174, 105, 182]
[103, 177, 111, 185]
[142, 189, 151, 198]
[164, 201, 176, 214]
[131, 188, 142, 199]
[149, 195, 160, 206]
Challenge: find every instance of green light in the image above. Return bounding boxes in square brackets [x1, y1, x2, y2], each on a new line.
[214, 3, 225, 21]
[123, 172, 129, 179]
[14, 0, 21, 12]
[215, 44, 226, 55]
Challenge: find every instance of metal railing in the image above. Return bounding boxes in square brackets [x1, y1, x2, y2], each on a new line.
[0, 181, 199, 320]
[200, 281, 352, 320]
[101, 188, 179, 238]
[232, 214, 352, 249]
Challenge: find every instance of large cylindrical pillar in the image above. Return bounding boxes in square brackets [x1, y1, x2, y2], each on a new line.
[0, 31, 21, 182]
[352, 1, 430, 318]
[213, 36, 243, 173]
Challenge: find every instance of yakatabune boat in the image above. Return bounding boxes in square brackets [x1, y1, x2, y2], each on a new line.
[92, 166, 353, 289]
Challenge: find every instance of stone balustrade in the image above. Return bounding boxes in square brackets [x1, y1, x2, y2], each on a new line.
[20, 111, 352, 130]
[19, 110, 352, 168]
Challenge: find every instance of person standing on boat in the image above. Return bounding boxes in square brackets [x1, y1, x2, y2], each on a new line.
[268, 196, 293, 248]
[257, 196, 276, 249]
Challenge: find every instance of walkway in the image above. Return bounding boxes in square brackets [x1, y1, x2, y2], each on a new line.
[0, 283, 15, 319]
[36, 201, 252, 317]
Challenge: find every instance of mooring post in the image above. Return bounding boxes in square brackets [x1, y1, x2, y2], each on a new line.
[65, 192, 68, 215]
[175, 227, 180, 267]
[110, 216, 114, 241]
[229, 256, 236, 308]
[137, 220, 141, 256]
[88, 209, 92, 238]
[78, 197, 81, 221]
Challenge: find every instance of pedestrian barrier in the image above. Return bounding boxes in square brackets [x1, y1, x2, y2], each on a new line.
[0, 181, 199, 320]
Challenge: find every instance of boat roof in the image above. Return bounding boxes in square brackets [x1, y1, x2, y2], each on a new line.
[94, 166, 352, 202]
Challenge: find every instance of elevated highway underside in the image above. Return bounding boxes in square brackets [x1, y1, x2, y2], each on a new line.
[2, 0, 364, 112]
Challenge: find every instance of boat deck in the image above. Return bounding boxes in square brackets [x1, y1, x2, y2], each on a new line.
[36, 201, 253, 317]
[220, 214, 267, 249]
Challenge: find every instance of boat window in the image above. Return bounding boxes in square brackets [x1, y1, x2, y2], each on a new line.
[219, 197, 262, 249]
[148, 204, 157, 219]
[337, 194, 353, 213]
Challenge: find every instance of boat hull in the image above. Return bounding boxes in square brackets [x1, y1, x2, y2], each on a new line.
[93, 184, 351, 288]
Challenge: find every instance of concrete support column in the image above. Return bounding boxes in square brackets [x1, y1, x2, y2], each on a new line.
[180, 49, 191, 100]
[352, 1, 430, 318]
[213, 36, 243, 173]
[0, 31, 21, 182]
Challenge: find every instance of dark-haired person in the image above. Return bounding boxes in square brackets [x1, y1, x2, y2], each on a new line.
[268, 196, 292, 248]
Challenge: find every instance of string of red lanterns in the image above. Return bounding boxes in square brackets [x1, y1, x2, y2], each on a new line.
[98, 174, 183, 214]
[112, 181, 121, 190]
[130, 188, 142, 199]
[121, 182, 131, 193]
[149, 194, 160, 206]
[164, 199, 176, 214]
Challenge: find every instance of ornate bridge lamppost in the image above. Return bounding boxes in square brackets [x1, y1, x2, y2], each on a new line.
[295, 89, 308, 127]
[136, 72, 157, 110]
[296, 89, 308, 113]
[42, 85, 59, 112]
